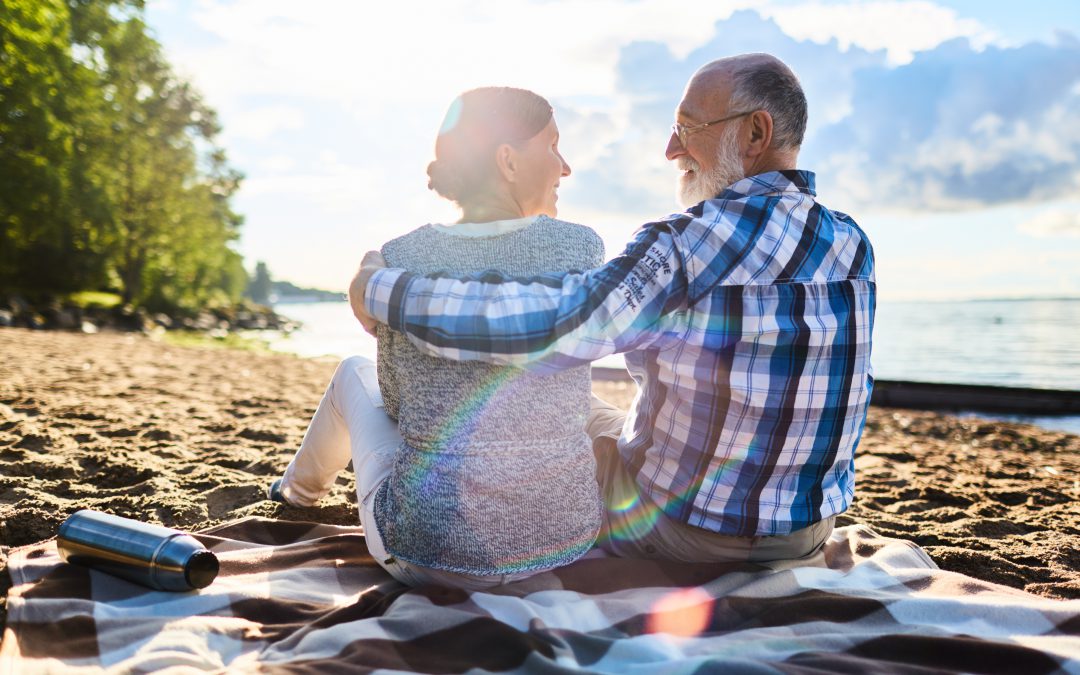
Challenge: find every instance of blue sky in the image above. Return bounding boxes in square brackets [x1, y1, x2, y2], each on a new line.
[145, 0, 1080, 301]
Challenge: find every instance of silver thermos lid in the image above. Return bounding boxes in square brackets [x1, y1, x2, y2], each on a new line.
[57, 510, 219, 592]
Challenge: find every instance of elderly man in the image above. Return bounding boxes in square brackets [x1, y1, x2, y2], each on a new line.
[353, 54, 875, 564]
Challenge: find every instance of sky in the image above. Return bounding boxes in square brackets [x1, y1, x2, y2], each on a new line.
[144, 0, 1080, 301]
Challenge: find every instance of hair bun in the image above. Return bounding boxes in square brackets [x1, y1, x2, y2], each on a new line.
[426, 159, 462, 202]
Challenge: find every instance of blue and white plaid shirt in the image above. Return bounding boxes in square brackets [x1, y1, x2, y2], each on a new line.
[366, 170, 876, 536]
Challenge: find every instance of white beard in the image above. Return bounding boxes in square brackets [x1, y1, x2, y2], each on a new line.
[677, 124, 746, 208]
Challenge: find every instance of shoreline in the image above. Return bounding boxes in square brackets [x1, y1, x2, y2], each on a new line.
[2, 327, 1078, 629]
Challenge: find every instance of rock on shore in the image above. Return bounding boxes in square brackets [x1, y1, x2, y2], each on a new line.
[0, 294, 295, 334]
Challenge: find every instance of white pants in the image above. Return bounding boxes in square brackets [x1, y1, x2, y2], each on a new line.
[278, 356, 534, 590]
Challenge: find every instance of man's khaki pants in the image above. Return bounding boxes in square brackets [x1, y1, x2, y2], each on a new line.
[586, 395, 834, 564]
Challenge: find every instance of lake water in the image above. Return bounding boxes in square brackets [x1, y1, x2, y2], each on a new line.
[267, 298, 1080, 433]
[873, 298, 1080, 391]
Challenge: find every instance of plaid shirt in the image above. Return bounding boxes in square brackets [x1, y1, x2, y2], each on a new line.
[366, 170, 876, 536]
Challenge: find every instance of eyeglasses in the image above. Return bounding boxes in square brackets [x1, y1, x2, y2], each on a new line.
[671, 110, 754, 146]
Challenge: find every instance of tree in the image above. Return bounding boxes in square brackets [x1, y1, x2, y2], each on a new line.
[248, 261, 272, 305]
[0, 0, 110, 293]
[0, 0, 247, 314]
[93, 13, 244, 311]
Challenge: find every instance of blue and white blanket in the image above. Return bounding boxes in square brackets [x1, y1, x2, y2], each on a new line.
[3, 519, 1079, 673]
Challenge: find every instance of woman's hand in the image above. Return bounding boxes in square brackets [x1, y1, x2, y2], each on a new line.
[349, 250, 386, 336]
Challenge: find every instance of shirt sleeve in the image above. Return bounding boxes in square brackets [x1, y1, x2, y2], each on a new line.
[364, 222, 688, 371]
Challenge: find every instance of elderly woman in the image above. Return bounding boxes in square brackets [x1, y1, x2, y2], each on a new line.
[271, 88, 605, 589]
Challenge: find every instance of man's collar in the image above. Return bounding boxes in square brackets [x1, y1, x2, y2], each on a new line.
[716, 170, 816, 200]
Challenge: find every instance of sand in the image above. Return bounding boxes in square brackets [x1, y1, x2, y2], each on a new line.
[2, 328, 1078, 627]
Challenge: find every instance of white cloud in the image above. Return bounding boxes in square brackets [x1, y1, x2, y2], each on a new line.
[553, 9, 1080, 217]
[804, 31, 1080, 211]
[1018, 209, 1080, 238]
[761, 0, 996, 64]
[224, 105, 304, 142]
[563, 9, 892, 216]
[175, 0, 760, 112]
[242, 173, 371, 214]
[257, 155, 296, 172]
[145, 1, 1080, 295]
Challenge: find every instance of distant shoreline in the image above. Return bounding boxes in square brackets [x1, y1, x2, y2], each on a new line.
[882, 295, 1080, 304]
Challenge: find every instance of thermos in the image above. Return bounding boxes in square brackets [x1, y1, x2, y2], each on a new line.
[57, 510, 219, 591]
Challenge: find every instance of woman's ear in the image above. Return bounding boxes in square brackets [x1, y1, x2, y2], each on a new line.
[495, 143, 517, 183]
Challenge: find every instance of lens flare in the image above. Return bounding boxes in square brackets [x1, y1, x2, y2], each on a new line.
[439, 97, 464, 135]
[599, 453, 745, 548]
[599, 493, 662, 545]
[610, 492, 640, 513]
[645, 586, 715, 637]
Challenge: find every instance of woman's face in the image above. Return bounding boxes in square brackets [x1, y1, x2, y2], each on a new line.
[510, 118, 571, 217]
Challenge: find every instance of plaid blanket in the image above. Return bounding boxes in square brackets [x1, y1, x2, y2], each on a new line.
[2, 519, 1079, 674]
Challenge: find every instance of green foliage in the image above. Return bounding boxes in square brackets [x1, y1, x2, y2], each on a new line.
[65, 290, 122, 309]
[161, 330, 272, 353]
[0, 0, 246, 314]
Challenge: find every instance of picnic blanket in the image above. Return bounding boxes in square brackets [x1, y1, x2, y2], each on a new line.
[2, 519, 1079, 674]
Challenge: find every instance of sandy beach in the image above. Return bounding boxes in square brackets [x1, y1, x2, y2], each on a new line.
[2, 328, 1078, 627]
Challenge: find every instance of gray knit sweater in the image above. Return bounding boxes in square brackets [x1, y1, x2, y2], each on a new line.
[372, 215, 605, 575]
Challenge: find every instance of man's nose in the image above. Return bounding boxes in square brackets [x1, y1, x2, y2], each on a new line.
[561, 155, 571, 177]
[665, 131, 685, 161]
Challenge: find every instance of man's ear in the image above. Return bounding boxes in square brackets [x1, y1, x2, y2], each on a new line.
[495, 143, 517, 183]
[745, 110, 774, 159]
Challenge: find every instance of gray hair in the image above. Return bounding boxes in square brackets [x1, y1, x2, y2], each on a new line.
[728, 60, 807, 151]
